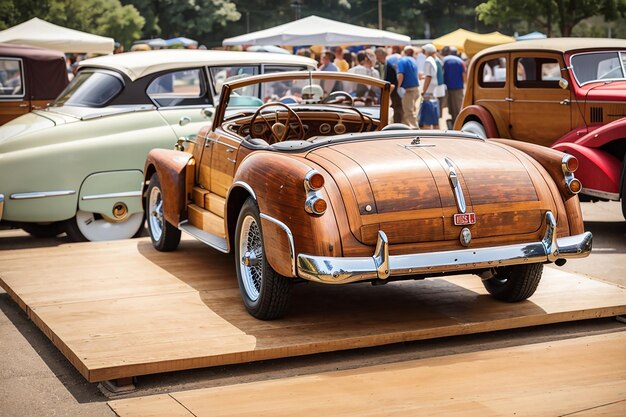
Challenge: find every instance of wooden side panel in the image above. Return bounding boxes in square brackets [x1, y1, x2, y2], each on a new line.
[188, 204, 226, 238]
[206, 193, 225, 218]
[192, 187, 209, 208]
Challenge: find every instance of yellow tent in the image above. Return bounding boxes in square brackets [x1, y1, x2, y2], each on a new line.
[432, 28, 515, 57]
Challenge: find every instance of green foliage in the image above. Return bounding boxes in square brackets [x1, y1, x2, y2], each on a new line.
[476, 0, 626, 36]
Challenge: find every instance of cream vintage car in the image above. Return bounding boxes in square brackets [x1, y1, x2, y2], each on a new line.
[0, 49, 316, 241]
[143, 71, 592, 319]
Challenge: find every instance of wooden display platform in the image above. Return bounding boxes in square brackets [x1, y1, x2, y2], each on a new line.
[1, 237, 625, 383]
[108, 331, 626, 417]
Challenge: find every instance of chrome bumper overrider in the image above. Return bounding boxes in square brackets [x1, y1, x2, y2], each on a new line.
[0, 194, 4, 221]
[297, 211, 593, 284]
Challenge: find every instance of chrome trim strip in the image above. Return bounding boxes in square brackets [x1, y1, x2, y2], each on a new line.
[445, 157, 466, 214]
[178, 220, 229, 253]
[81, 191, 142, 201]
[0, 194, 4, 221]
[229, 181, 257, 200]
[581, 188, 620, 201]
[260, 213, 296, 276]
[10, 190, 76, 200]
[297, 211, 592, 284]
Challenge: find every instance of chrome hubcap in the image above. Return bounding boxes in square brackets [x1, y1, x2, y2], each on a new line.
[148, 186, 164, 241]
[239, 215, 263, 301]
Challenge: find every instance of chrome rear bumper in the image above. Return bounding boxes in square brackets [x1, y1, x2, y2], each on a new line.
[297, 211, 592, 284]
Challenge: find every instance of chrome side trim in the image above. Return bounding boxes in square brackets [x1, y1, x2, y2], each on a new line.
[260, 213, 296, 276]
[81, 191, 142, 201]
[297, 211, 593, 284]
[178, 220, 228, 253]
[0, 194, 4, 221]
[229, 181, 257, 200]
[10, 190, 76, 200]
[581, 188, 620, 201]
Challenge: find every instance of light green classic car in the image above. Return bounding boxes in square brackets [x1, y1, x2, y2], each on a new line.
[0, 49, 316, 241]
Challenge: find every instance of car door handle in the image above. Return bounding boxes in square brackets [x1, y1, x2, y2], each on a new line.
[504, 97, 514, 102]
[226, 148, 234, 153]
[560, 99, 570, 105]
[179, 116, 191, 126]
[227, 158, 236, 164]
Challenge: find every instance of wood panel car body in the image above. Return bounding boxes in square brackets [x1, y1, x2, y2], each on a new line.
[454, 38, 626, 218]
[144, 71, 592, 319]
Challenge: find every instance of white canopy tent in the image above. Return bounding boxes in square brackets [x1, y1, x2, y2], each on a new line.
[223, 15, 410, 46]
[0, 17, 114, 54]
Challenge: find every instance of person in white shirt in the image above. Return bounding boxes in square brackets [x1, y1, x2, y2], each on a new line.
[418, 43, 440, 129]
[347, 50, 380, 100]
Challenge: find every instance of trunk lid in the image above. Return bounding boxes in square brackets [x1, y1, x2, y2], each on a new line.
[307, 136, 545, 246]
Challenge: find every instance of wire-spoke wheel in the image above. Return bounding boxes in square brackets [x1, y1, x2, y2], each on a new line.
[235, 198, 291, 320]
[146, 173, 181, 251]
[482, 263, 543, 302]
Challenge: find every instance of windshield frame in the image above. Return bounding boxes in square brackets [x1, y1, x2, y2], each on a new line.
[569, 50, 626, 86]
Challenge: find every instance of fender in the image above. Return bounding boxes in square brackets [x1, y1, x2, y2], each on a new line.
[231, 151, 342, 278]
[570, 118, 626, 149]
[79, 170, 144, 217]
[143, 149, 195, 227]
[453, 104, 499, 138]
[491, 138, 585, 235]
[552, 142, 621, 196]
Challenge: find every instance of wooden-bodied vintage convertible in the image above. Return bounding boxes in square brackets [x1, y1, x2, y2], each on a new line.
[143, 71, 592, 319]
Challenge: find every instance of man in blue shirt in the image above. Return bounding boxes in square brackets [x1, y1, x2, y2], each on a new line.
[443, 46, 466, 127]
[396, 46, 419, 128]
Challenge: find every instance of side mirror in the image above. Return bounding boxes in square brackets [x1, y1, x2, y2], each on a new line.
[558, 78, 569, 90]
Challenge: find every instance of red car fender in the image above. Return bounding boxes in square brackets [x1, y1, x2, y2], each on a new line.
[230, 152, 342, 278]
[453, 104, 499, 138]
[552, 142, 622, 195]
[143, 149, 194, 227]
[569, 118, 626, 149]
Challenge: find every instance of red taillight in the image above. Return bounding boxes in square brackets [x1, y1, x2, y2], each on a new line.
[305, 171, 325, 191]
[563, 155, 578, 173]
[305, 196, 327, 215]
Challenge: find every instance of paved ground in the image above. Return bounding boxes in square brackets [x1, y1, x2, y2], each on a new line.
[0, 201, 624, 416]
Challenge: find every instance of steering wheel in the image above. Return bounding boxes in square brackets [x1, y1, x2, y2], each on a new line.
[250, 102, 305, 144]
[329, 105, 366, 134]
[323, 91, 354, 106]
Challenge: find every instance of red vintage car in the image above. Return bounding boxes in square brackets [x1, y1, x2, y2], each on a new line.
[454, 38, 626, 218]
[142, 71, 592, 319]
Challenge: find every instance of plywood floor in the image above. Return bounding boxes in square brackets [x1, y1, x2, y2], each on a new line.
[1, 237, 625, 382]
[108, 331, 626, 417]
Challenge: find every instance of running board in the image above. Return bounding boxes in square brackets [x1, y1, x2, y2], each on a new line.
[178, 221, 228, 253]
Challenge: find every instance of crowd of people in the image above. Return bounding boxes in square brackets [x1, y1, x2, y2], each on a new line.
[295, 43, 467, 129]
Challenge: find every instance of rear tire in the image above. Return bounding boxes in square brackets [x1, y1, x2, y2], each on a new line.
[460, 120, 487, 139]
[482, 263, 543, 302]
[146, 173, 181, 252]
[22, 222, 65, 238]
[235, 198, 291, 320]
[65, 210, 144, 242]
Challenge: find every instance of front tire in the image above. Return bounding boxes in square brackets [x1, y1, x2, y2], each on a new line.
[146, 173, 181, 252]
[482, 263, 543, 302]
[460, 120, 487, 139]
[235, 198, 291, 320]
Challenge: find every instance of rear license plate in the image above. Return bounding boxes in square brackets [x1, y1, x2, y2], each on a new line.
[454, 213, 476, 225]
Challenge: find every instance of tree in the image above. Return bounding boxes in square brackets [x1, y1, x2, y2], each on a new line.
[476, 0, 626, 37]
